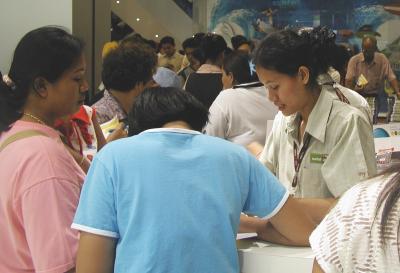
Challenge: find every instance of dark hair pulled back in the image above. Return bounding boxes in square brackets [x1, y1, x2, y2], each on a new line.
[0, 26, 84, 132]
[254, 26, 336, 88]
[223, 51, 253, 85]
[200, 33, 227, 63]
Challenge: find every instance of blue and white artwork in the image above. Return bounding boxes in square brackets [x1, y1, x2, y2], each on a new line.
[209, 0, 400, 77]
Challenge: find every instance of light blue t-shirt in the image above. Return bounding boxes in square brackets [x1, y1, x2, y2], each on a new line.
[73, 128, 288, 273]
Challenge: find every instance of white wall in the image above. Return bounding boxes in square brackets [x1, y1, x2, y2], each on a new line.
[0, 0, 72, 73]
[111, 0, 193, 46]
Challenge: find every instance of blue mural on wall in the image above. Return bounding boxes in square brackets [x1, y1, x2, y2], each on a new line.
[209, 0, 400, 77]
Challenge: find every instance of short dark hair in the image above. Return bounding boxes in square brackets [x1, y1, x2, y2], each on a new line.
[254, 26, 337, 88]
[191, 48, 206, 64]
[231, 35, 250, 50]
[223, 51, 252, 85]
[102, 44, 157, 92]
[128, 87, 209, 135]
[160, 36, 175, 46]
[330, 44, 353, 73]
[200, 33, 227, 62]
[182, 37, 198, 50]
[120, 32, 145, 47]
[0, 26, 84, 132]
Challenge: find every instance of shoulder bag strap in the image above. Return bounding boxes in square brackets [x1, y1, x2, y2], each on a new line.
[0, 130, 49, 153]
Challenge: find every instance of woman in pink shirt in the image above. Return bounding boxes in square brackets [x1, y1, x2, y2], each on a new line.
[0, 27, 87, 273]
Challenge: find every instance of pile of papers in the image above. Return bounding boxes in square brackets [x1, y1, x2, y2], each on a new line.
[100, 116, 120, 138]
[357, 74, 368, 87]
[389, 97, 400, 122]
[366, 97, 376, 118]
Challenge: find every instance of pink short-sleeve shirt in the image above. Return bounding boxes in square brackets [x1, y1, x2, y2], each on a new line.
[0, 121, 85, 273]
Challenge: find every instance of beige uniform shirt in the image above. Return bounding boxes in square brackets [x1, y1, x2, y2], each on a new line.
[158, 51, 184, 73]
[318, 73, 373, 125]
[260, 86, 377, 198]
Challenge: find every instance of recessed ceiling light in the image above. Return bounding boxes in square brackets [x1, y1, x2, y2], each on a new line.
[136, 18, 140, 21]
[155, 34, 159, 38]
[116, 0, 120, 4]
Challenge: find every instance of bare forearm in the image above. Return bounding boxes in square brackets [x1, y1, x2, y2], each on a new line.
[239, 215, 303, 245]
[92, 116, 106, 150]
[246, 142, 264, 158]
[239, 214, 266, 233]
[257, 197, 316, 246]
[295, 197, 336, 224]
[260, 222, 309, 246]
[312, 259, 325, 273]
[390, 78, 399, 94]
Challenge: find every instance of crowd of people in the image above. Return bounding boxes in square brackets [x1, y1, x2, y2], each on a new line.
[0, 24, 399, 273]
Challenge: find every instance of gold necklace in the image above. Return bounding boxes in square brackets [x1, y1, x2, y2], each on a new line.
[23, 112, 47, 125]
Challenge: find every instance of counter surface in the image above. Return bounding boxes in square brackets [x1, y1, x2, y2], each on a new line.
[237, 236, 314, 273]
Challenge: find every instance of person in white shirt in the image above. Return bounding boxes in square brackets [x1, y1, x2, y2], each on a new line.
[205, 51, 278, 146]
[310, 165, 400, 273]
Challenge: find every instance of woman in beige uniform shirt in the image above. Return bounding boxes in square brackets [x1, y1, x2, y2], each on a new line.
[243, 27, 377, 232]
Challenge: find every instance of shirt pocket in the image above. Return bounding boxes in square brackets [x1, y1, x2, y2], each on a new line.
[366, 73, 381, 92]
[299, 166, 330, 198]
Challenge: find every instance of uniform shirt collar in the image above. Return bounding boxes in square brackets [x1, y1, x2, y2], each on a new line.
[286, 88, 333, 143]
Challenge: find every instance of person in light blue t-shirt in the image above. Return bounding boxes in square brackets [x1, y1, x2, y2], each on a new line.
[72, 87, 314, 273]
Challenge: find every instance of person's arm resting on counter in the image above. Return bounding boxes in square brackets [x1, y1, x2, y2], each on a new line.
[241, 196, 315, 246]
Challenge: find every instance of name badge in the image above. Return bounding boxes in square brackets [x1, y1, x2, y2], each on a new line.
[310, 153, 328, 164]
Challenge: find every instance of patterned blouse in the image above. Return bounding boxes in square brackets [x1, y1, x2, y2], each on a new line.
[310, 173, 400, 273]
[92, 90, 127, 124]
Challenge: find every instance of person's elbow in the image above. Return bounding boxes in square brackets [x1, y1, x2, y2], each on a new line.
[269, 196, 316, 246]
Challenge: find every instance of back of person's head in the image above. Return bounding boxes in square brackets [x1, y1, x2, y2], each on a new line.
[120, 32, 145, 48]
[223, 51, 253, 85]
[231, 35, 249, 50]
[191, 47, 206, 65]
[330, 44, 353, 74]
[193, 32, 205, 44]
[362, 35, 378, 50]
[224, 47, 233, 56]
[254, 26, 337, 88]
[0, 26, 84, 132]
[182, 37, 198, 50]
[102, 44, 157, 92]
[128, 87, 209, 135]
[160, 36, 175, 46]
[200, 33, 227, 63]
[144, 39, 158, 51]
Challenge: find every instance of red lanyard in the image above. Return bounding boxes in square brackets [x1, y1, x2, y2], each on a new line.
[291, 86, 349, 189]
[335, 88, 350, 104]
[292, 133, 312, 188]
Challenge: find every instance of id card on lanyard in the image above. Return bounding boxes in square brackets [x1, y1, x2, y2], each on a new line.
[290, 85, 349, 194]
[291, 133, 312, 194]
